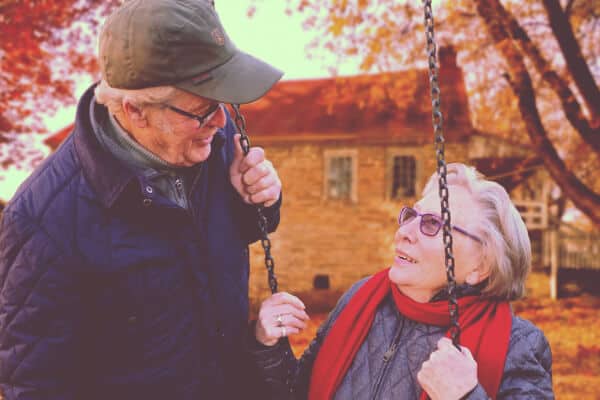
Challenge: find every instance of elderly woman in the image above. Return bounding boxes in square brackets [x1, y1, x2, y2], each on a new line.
[249, 163, 553, 399]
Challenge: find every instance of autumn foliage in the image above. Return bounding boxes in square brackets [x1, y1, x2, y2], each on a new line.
[0, 0, 120, 167]
[272, 0, 600, 225]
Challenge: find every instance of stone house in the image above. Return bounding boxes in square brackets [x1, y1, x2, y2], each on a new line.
[45, 48, 556, 304]
[238, 48, 542, 303]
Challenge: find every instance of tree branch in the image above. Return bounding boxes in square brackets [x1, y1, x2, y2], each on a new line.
[564, 0, 576, 19]
[492, 0, 599, 152]
[542, 0, 600, 126]
[475, 0, 600, 226]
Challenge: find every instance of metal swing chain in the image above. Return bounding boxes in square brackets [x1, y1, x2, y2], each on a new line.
[423, 0, 460, 346]
[231, 104, 279, 294]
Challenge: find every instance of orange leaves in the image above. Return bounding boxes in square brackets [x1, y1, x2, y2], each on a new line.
[328, 15, 347, 37]
[357, 0, 369, 9]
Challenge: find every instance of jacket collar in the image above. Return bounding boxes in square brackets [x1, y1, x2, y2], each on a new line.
[74, 83, 137, 208]
[73, 83, 226, 208]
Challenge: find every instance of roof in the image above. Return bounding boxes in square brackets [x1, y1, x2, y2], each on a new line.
[234, 72, 474, 145]
[45, 46, 475, 149]
[44, 124, 72, 150]
[471, 155, 545, 191]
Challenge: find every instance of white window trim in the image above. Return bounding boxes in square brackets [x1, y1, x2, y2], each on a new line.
[323, 148, 358, 203]
[385, 148, 421, 201]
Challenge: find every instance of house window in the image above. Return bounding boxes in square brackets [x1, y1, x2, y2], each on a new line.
[324, 149, 357, 202]
[391, 155, 417, 199]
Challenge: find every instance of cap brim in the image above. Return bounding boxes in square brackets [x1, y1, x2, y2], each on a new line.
[175, 51, 283, 104]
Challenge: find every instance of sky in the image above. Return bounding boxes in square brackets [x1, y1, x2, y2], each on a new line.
[0, 0, 360, 202]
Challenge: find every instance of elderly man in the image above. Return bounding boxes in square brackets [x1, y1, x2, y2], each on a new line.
[0, 1, 283, 399]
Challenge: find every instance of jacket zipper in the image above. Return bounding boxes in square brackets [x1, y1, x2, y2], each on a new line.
[370, 318, 405, 400]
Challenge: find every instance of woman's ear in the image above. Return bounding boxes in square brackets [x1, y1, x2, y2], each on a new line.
[465, 263, 491, 286]
[122, 100, 148, 128]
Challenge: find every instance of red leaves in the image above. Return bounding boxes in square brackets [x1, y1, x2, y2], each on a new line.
[0, 0, 120, 166]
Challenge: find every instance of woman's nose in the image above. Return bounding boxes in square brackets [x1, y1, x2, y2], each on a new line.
[395, 218, 418, 244]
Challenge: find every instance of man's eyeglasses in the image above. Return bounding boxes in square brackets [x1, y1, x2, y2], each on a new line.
[166, 102, 221, 128]
[398, 206, 483, 243]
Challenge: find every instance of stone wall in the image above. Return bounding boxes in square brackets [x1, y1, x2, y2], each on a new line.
[248, 140, 470, 306]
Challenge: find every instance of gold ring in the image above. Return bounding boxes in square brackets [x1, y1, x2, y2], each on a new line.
[276, 314, 284, 326]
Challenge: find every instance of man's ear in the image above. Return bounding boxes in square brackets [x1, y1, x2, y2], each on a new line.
[122, 100, 148, 128]
[465, 263, 491, 286]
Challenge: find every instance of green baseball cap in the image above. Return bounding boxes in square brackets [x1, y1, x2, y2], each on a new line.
[99, 0, 283, 104]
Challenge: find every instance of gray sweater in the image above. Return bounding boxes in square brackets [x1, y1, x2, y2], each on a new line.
[249, 279, 554, 399]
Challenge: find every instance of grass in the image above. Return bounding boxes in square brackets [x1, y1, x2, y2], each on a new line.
[286, 270, 600, 399]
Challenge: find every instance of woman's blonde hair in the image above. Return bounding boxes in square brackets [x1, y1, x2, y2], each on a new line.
[422, 163, 531, 301]
[94, 79, 178, 116]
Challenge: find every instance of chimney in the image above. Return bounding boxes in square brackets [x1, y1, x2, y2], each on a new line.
[438, 45, 458, 70]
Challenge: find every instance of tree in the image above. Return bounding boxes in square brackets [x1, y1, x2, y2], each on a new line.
[264, 0, 599, 225]
[0, 0, 120, 168]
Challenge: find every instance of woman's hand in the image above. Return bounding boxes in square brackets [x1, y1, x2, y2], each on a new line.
[417, 337, 478, 400]
[255, 292, 310, 346]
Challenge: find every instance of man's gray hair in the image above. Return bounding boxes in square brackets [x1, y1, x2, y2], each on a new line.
[422, 163, 531, 301]
[94, 80, 178, 116]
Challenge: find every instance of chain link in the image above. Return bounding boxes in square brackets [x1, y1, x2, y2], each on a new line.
[231, 104, 279, 294]
[423, 0, 460, 347]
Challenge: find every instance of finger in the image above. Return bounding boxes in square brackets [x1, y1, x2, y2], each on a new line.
[239, 147, 265, 174]
[269, 292, 306, 309]
[263, 191, 281, 208]
[285, 327, 301, 336]
[461, 345, 475, 361]
[428, 350, 440, 362]
[242, 160, 277, 188]
[278, 325, 301, 338]
[232, 133, 245, 164]
[279, 313, 308, 331]
[268, 325, 292, 339]
[246, 175, 278, 195]
[249, 186, 281, 206]
[270, 304, 310, 322]
[255, 323, 278, 347]
[437, 337, 457, 352]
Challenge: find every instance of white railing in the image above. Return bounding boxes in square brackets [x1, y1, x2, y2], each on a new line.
[542, 230, 600, 271]
[542, 224, 600, 299]
[514, 200, 548, 230]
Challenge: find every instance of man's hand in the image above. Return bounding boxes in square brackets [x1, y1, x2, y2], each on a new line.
[229, 134, 281, 207]
[417, 337, 479, 400]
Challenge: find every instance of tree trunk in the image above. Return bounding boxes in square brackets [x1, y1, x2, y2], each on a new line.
[475, 0, 600, 226]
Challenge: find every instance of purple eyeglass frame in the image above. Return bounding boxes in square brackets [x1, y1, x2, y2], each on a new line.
[398, 206, 483, 244]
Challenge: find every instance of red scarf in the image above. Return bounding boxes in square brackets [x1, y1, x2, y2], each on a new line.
[308, 268, 511, 400]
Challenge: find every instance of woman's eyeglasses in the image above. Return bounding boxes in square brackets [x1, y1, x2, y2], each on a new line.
[398, 206, 483, 243]
[166, 102, 221, 128]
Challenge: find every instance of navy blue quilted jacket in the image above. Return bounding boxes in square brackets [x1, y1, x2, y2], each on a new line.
[0, 85, 281, 399]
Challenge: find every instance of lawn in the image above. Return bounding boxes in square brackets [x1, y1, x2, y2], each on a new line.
[287, 270, 600, 399]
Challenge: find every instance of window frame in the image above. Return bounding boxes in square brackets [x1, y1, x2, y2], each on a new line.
[323, 148, 358, 203]
[385, 148, 421, 201]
